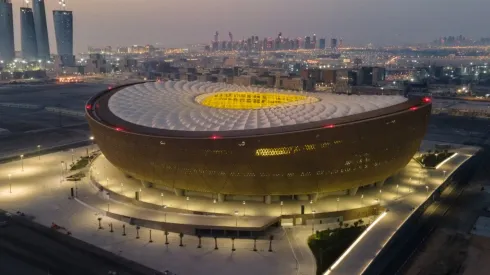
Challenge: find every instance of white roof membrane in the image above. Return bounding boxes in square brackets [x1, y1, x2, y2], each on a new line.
[108, 81, 408, 132]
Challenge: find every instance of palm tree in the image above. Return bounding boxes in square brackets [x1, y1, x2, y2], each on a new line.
[179, 233, 184, 247]
[214, 236, 218, 250]
[164, 230, 169, 245]
[197, 235, 202, 248]
[268, 235, 274, 252]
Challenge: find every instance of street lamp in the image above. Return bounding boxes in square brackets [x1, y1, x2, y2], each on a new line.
[425, 185, 429, 193]
[8, 173, 12, 193]
[106, 177, 109, 188]
[396, 184, 399, 198]
[89, 136, 95, 156]
[312, 210, 316, 234]
[379, 189, 382, 205]
[37, 145, 41, 160]
[161, 193, 164, 206]
[186, 196, 190, 210]
[120, 182, 123, 193]
[71, 149, 74, 164]
[336, 197, 340, 211]
[242, 201, 246, 216]
[213, 199, 217, 213]
[361, 194, 364, 206]
[60, 161, 64, 183]
[280, 201, 283, 215]
[163, 205, 168, 223]
[20, 155, 24, 172]
[443, 170, 447, 178]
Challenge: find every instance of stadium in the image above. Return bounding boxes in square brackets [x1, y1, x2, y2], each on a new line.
[85, 81, 431, 203]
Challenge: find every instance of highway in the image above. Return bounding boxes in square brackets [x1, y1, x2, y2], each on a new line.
[362, 146, 484, 275]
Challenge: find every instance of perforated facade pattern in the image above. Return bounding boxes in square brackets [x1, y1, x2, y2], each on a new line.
[87, 83, 431, 196]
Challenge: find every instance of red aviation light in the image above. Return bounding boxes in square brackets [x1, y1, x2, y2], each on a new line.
[210, 135, 222, 140]
[85, 104, 92, 110]
[422, 97, 431, 103]
[108, 86, 113, 90]
[409, 106, 418, 111]
[323, 124, 335, 129]
[115, 127, 124, 132]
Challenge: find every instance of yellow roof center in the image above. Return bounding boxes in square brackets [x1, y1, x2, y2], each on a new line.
[197, 92, 316, 110]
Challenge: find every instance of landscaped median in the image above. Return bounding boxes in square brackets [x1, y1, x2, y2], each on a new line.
[308, 220, 367, 275]
[414, 149, 456, 169]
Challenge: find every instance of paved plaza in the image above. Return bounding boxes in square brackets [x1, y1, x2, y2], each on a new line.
[0, 141, 479, 275]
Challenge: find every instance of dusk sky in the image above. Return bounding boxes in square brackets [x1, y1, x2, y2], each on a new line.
[11, 0, 490, 53]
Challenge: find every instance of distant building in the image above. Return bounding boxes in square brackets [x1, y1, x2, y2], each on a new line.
[319, 38, 326, 50]
[0, 0, 14, 63]
[20, 7, 38, 61]
[358, 67, 386, 86]
[331, 38, 338, 50]
[85, 54, 107, 74]
[53, 10, 74, 65]
[32, 0, 50, 60]
[305, 36, 311, 49]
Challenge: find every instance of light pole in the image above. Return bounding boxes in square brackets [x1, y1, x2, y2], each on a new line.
[379, 189, 382, 205]
[186, 196, 190, 210]
[161, 193, 164, 206]
[60, 161, 64, 183]
[425, 185, 429, 193]
[20, 155, 24, 172]
[120, 183, 123, 193]
[234, 210, 239, 236]
[280, 201, 283, 215]
[361, 194, 364, 206]
[8, 173, 12, 193]
[242, 201, 246, 216]
[213, 199, 217, 213]
[312, 210, 316, 234]
[336, 197, 340, 211]
[443, 170, 447, 178]
[37, 145, 41, 160]
[396, 184, 399, 199]
[163, 205, 168, 223]
[89, 136, 94, 154]
[106, 177, 109, 188]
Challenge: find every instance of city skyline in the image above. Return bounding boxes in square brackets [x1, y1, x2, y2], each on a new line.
[7, 0, 490, 54]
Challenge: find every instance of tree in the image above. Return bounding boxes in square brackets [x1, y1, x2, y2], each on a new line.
[179, 233, 184, 247]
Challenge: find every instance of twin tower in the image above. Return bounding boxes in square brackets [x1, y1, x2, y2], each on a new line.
[0, 0, 73, 64]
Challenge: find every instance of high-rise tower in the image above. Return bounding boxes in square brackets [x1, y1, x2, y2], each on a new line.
[53, 10, 73, 56]
[0, 0, 15, 63]
[32, 0, 50, 60]
[21, 5, 38, 61]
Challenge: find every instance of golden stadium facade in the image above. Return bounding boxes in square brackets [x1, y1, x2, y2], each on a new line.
[86, 81, 431, 201]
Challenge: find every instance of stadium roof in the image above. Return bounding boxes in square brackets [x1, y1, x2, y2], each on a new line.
[107, 81, 408, 132]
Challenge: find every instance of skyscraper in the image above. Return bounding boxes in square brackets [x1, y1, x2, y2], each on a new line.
[319, 38, 326, 50]
[331, 38, 338, 50]
[53, 10, 73, 56]
[32, 0, 50, 60]
[21, 7, 38, 61]
[0, 0, 15, 63]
